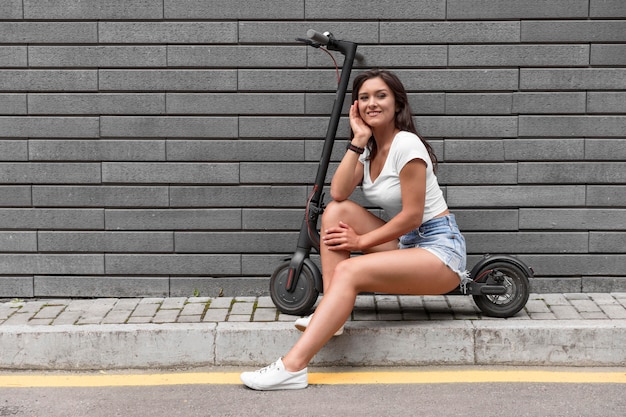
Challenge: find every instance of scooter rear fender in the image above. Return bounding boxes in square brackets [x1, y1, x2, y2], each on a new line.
[469, 254, 534, 280]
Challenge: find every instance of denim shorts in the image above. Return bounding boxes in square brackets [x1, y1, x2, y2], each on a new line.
[398, 214, 469, 283]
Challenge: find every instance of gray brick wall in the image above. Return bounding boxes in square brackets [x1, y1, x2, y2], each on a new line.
[0, 0, 624, 298]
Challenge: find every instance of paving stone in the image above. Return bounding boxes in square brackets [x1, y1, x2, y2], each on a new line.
[599, 305, 626, 319]
[180, 303, 205, 316]
[34, 305, 65, 319]
[202, 308, 228, 322]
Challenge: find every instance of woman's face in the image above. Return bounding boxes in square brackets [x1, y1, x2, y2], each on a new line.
[357, 77, 397, 129]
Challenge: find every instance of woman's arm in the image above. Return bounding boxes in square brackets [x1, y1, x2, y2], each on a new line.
[325, 159, 426, 252]
[330, 101, 369, 201]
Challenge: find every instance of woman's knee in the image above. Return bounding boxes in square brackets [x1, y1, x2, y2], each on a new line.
[322, 200, 360, 224]
[328, 258, 362, 291]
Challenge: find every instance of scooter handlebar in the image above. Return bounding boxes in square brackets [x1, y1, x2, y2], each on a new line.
[307, 29, 330, 45]
[306, 29, 364, 61]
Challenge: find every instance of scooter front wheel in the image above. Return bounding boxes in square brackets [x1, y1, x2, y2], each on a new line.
[472, 261, 530, 318]
[270, 260, 320, 316]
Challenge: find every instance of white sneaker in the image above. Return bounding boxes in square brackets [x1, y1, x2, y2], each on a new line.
[240, 358, 308, 391]
[294, 313, 344, 336]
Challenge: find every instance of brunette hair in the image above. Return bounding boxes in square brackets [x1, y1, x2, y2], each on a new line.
[350, 68, 438, 170]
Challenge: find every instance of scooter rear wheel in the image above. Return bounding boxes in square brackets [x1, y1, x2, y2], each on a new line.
[472, 261, 530, 318]
[270, 260, 320, 316]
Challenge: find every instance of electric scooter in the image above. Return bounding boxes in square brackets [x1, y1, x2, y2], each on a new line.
[269, 30, 533, 318]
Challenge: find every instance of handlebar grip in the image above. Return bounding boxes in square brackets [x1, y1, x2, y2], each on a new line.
[307, 29, 330, 45]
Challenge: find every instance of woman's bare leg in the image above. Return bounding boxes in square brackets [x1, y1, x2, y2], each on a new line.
[319, 200, 396, 292]
[283, 248, 460, 371]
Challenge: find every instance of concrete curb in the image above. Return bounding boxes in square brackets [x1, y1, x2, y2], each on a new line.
[2, 320, 625, 370]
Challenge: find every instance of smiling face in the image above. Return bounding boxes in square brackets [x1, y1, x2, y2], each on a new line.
[357, 76, 397, 130]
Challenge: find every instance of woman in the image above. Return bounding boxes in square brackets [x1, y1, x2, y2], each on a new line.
[240, 69, 468, 390]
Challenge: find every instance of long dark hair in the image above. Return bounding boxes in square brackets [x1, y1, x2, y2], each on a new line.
[350, 68, 438, 171]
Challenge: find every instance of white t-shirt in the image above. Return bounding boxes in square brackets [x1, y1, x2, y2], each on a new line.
[359, 131, 447, 224]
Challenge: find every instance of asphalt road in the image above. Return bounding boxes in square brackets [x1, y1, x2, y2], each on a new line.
[1, 366, 625, 417]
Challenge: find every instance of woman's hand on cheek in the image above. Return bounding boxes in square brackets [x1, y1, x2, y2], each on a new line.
[349, 101, 371, 144]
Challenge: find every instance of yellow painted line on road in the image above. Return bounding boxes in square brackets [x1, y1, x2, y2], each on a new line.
[0, 370, 626, 388]
[1, 370, 626, 388]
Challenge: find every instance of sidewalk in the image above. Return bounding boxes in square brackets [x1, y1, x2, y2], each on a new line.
[1, 293, 625, 370]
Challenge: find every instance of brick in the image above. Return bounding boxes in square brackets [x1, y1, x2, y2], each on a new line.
[169, 186, 306, 208]
[29, 46, 166, 68]
[0, 209, 104, 230]
[418, 116, 517, 138]
[520, 69, 626, 90]
[24, 0, 163, 19]
[396, 70, 520, 92]
[0, 70, 97, 91]
[0, 22, 96, 43]
[0, 0, 21, 19]
[589, 232, 626, 253]
[438, 163, 518, 185]
[0, 232, 37, 252]
[0, 141, 27, 161]
[588, 92, 626, 113]
[0, 277, 33, 298]
[166, 140, 303, 162]
[519, 162, 626, 184]
[104, 209, 241, 230]
[29, 140, 165, 161]
[505, 139, 585, 161]
[100, 116, 238, 138]
[239, 116, 330, 138]
[168, 46, 305, 67]
[102, 162, 239, 184]
[520, 116, 626, 137]
[523, 254, 626, 276]
[583, 277, 626, 293]
[306, 0, 445, 19]
[465, 232, 588, 254]
[38, 231, 173, 252]
[0, 163, 100, 184]
[175, 231, 298, 253]
[238, 69, 337, 92]
[447, 186, 586, 208]
[242, 209, 302, 230]
[522, 20, 626, 42]
[35, 276, 169, 298]
[591, 45, 626, 66]
[453, 209, 519, 231]
[586, 186, 626, 206]
[99, 22, 237, 43]
[450, 45, 589, 67]
[0, 254, 103, 275]
[0, 47, 26, 67]
[0, 117, 99, 138]
[29, 94, 165, 115]
[585, 139, 626, 160]
[240, 162, 319, 184]
[445, 94, 512, 115]
[381, 21, 520, 43]
[334, 46, 447, 68]
[447, 0, 588, 18]
[165, 0, 303, 19]
[0, 186, 31, 206]
[33, 186, 169, 207]
[519, 209, 626, 230]
[99, 70, 237, 92]
[238, 21, 379, 44]
[105, 254, 241, 275]
[591, 0, 626, 17]
[513, 93, 586, 114]
[0, 95, 26, 115]
[166, 93, 304, 115]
